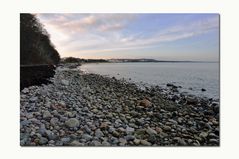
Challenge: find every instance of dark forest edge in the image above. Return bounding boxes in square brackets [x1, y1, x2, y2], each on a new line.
[20, 13, 60, 89]
[20, 13, 60, 65]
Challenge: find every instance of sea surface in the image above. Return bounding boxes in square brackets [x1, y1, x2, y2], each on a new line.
[80, 62, 219, 99]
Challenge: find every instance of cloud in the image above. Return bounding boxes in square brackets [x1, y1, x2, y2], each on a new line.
[37, 14, 219, 57]
[99, 23, 125, 32]
[38, 14, 135, 34]
[125, 16, 219, 47]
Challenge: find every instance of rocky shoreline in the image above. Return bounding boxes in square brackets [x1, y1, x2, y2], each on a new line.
[20, 64, 219, 146]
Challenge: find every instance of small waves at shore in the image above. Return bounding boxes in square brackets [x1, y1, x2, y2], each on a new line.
[80, 62, 219, 100]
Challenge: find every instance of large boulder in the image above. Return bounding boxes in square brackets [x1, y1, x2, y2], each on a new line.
[43, 110, 52, 119]
[61, 79, 69, 85]
[146, 127, 157, 136]
[186, 95, 198, 105]
[65, 118, 80, 128]
[138, 99, 152, 107]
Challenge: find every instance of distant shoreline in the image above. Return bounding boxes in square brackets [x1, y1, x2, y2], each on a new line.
[107, 61, 219, 63]
[61, 56, 219, 64]
[79, 61, 219, 65]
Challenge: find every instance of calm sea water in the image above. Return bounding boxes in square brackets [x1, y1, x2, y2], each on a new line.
[80, 62, 219, 99]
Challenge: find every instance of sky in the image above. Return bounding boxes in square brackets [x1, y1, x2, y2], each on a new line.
[37, 13, 219, 61]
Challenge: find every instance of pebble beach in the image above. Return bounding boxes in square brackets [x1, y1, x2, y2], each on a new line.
[20, 64, 219, 146]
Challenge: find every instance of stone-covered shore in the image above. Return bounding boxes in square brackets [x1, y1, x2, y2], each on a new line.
[20, 64, 219, 146]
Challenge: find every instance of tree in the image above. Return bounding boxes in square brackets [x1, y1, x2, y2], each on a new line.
[20, 13, 60, 65]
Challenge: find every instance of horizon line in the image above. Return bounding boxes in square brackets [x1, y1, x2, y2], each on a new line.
[62, 57, 219, 63]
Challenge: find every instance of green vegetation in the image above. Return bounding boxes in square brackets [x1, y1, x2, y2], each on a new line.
[20, 13, 60, 65]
